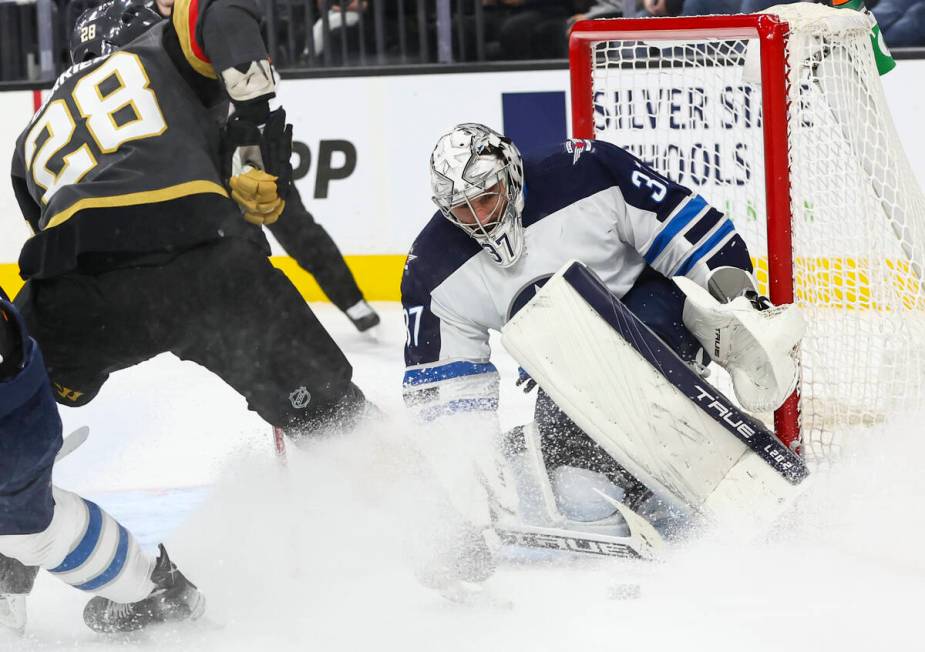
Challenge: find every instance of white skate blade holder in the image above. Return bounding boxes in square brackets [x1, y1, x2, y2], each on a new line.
[501, 261, 810, 536]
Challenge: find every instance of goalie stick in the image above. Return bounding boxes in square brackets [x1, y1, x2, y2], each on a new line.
[495, 492, 664, 561]
[561, 263, 808, 484]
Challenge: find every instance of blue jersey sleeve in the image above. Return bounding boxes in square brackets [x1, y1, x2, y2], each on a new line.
[400, 239, 499, 421]
[586, 141, 753, 285]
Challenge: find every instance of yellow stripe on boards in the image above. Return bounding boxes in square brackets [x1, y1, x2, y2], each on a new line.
[268, 254, 406, 301]
[4, 254, 918, 308]
[0, 254, 408, 302]
[0, 265, 24, 299]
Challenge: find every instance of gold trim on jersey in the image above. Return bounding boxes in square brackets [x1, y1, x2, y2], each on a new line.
[172, 0, 218, 79]
[43, 180, 229, 231]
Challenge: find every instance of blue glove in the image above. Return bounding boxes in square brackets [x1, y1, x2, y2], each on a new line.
[515, 367, 537, 394]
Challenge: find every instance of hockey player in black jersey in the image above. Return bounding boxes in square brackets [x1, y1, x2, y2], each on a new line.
[10, 0, 368, 438]
[402, 124, 806, 587]
[148, 0, 380, 332]
[0, 288, 204, 634]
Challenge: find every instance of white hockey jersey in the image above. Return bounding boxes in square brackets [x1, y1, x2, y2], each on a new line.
[401, 139, 753, 417]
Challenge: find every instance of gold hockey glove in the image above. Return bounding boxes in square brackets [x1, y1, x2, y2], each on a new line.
[229, 167, 286, 225]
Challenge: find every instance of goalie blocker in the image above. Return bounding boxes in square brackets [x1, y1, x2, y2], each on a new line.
[501, 261, 809, 534]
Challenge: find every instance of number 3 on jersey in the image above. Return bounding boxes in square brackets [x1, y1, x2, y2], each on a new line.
[23, 52, 167, 204]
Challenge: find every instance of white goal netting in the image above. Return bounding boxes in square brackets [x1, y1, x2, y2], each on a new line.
[579, 4, 925, 465]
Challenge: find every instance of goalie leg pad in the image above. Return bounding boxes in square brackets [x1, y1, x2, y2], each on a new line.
[501, 261, 809, 534]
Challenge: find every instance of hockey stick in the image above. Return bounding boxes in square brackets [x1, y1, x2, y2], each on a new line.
[272, 426, 288, 464]
[559, 263, 808, 483]
[55, 426, 89, 462]
[494, 522, 658, 561]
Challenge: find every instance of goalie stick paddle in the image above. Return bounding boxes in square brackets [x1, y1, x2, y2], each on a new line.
[494, 524, 654, 560]
[561, 263, 809, 484]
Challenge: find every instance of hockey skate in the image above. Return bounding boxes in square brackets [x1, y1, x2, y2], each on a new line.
[345, 300, 380, 332]
[0, 594, 26, 634]
[0, 554, 37, 634]
[83, 545, 205, 634]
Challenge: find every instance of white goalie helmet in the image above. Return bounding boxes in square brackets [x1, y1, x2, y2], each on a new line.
[430, 123, 526, 267]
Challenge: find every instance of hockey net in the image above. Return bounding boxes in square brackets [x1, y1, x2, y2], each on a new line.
[569, 5, 925, 465]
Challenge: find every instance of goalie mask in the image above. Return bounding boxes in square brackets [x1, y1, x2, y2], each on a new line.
[70, 0, 162, 64]
[430, 123, 526, 268]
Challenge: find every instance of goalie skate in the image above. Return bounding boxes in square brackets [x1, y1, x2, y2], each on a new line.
[496, 423, 665, 561]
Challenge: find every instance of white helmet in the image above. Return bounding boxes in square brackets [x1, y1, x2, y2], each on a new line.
[430, 123, 525, 267]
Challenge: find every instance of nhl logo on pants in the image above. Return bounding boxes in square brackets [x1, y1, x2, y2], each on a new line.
[289, 386, 312, 409]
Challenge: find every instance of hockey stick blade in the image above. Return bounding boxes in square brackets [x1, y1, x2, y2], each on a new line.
[55, 426, 90, 462]
[593, 488, 667, 555]
[495, 523, 658, 561]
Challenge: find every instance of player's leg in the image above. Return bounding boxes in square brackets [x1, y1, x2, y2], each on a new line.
[1, 295, 203, 633]
[0, 555, 37, 632]
[534, 390, 652, 506]
[267, 185, 380, 331]
[532, 268, 699, 491]
[0, 488, 204, 633]
[14, 277, 165, 408]
[168, 238, 369, 438]
[527, 267, 703, 531]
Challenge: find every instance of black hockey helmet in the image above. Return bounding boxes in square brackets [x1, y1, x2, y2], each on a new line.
[70, 0, 163, 64]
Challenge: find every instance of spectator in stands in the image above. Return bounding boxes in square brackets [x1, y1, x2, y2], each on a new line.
[309, 0, 369, 64]
[568, 0, 619, 24]
[873, 0, 925, 46]
[681, 0, 740, 15]
[497, 0, 588, 59]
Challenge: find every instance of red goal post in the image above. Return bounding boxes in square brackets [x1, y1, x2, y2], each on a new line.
[568, 4, 925, 466]
[569, 15, 802, 450]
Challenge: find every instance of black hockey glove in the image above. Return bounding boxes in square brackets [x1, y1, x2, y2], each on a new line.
[743, 289, 773, 312]
[222, 108, 294, 225]
[0, 295, 26, 382]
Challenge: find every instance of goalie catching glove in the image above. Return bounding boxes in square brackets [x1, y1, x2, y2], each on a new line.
[679, 267, 806, 413]
[222, 107, 294, 225]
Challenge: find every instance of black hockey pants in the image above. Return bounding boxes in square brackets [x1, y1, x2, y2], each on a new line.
[15, 237, 365, 435]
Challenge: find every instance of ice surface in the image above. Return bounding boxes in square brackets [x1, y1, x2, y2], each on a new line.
[5, 304, 923, 651]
